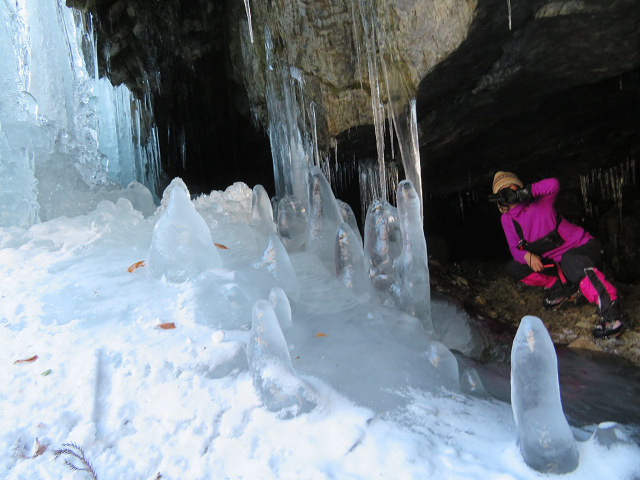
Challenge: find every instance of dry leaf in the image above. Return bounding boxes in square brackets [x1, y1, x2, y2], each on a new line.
[315, 333, 328, 337]
[214, 243, 228, 250]
[127, 260, 146, 273]
[14, 438, 48, 459]
[33, 438, 48, 457]
[157, 322, 176, 330]
[13, 355, 38, 364]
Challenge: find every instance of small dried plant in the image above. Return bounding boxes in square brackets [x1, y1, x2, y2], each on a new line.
[52, 442, 98, 480]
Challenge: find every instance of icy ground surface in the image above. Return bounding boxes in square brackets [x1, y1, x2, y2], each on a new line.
[1, 183, 639, 480]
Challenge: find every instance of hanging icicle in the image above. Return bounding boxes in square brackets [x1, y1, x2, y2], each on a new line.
[243, 0, 255, 44]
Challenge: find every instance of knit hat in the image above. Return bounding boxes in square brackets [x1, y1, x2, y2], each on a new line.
[492, 171, 523, 194]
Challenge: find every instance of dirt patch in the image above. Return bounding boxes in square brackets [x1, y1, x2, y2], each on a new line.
[429, 258, 640, 367]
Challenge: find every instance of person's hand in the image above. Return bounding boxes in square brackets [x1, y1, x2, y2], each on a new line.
[525, 252, 544, 272]
[497, 185, 532, 205]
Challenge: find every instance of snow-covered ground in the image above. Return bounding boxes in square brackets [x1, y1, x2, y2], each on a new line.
[1, 181, 638, 480]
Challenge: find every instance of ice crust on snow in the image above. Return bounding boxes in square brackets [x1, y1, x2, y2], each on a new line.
[511, 315, 579, 473]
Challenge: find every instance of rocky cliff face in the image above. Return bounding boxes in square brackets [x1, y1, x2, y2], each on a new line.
[66, 0, 640, 279]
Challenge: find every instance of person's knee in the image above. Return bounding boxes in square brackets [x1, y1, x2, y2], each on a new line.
[561, 254, 594, 283]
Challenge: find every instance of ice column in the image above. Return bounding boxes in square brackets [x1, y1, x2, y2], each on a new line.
[264, 27, 312, 206]
[276, 195, 308, 251]
[337, 199, 363, 246]
[392, 180, 432, 329]
[269, 286, 292, 330]
[0, 1, 47, 226]
[253, 234, 300, 301]
[335, 222, 370, 294]
[358, 159, 399, 226]
[248, 300, 316, 416]
[251, 184, 277, 236]
[393, 100, 423, 221]
[0, 0, 162, 228]
[363, 199, 402, 299]
[306, 166, 344, 266]
[510, 316, 578, 473]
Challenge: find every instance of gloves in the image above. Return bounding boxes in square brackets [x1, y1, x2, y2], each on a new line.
[495, 185, 532, 205]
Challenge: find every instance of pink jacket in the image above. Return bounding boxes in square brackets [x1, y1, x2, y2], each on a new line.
[500, 178, 592, 264]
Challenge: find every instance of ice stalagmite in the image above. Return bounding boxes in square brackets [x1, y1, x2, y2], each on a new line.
[510, 315, 578, 473]
[306, 166, 344, 266]
[248, 300, 316, 416]
[426, 340, 459, 391]
[251, 184, 277, 236]
[253, 233, 300, 301]
[364, 199, 402, 299]
[460, 367, 489, 398]
[148, 180, 221, 282]
[337, 199, 363, 246]
[276, 195, 307, 251]
[335, 222, 370, 294]
[393, 180, 432, 330]
[589, 422, 634, 448]
[269, 286, 292, 330]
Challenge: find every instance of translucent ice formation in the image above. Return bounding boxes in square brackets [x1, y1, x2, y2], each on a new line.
[306, 166, 344, 265]
[510, 315, 579, 473]
[269, 286, 292, 330]
[426, 340, 459, 391]
[392, 180, 432, 330]
[247, 300, 316, 416]
[335, 222, 370, 294]
[589, 422, 634, 449]
[253, 233, 300, 301]
[337, 199, 363, 246]
[276, 195, 307, 251]
[181, 271, 252, 330]
[363, 199, 402, 298]
[148, 180, 221, 282]
[460, 367, 489, 397]
[250, 184, 277, 236]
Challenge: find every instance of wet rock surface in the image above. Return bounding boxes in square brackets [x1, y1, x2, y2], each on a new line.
[430, 258, 640, 367]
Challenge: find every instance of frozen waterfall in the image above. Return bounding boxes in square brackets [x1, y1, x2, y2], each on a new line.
[0, 0, 160, 228]
[1, 2, 637, 478]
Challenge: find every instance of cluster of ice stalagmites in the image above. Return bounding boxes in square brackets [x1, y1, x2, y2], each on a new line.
[146, 172, 473, 418]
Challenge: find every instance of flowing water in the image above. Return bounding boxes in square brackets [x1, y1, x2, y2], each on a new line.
[470, 346, 640, 444]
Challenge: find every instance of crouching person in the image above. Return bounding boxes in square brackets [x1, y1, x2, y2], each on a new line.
[491, 171, 626, 338]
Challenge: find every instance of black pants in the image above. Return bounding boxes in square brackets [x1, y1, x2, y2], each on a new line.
[506, 239, 604, 285]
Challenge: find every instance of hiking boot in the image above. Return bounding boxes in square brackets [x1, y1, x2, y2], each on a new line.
[592, 300, 626, 339]
[542, 281, 582, 310]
